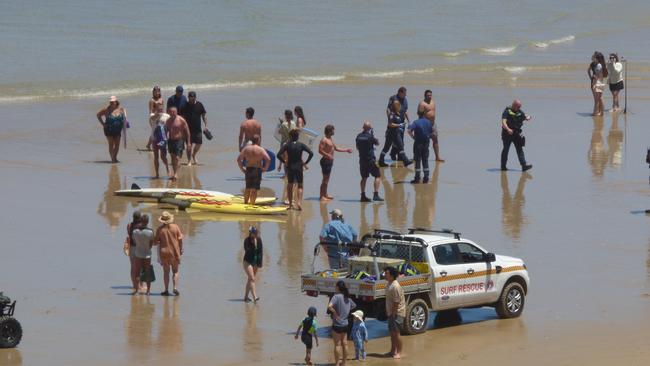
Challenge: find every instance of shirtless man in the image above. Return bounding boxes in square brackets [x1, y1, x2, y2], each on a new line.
[238, 107, 261, 151]
[318, 124, 352, 201]
[417, 89, 444, 162]
[237, 135, 270, 204]
[165, 107, 191, 180]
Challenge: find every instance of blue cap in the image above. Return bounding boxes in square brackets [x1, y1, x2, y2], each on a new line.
[175, 85, 184, 92]
[249, 226, 257, 234]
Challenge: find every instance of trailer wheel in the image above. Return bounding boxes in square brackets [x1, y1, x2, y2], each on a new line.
[496, 282, 525, 319]
[0, 316, 22, 348]
[403, 299, 429, 335]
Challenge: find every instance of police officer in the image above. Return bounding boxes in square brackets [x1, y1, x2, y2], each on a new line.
[355, 121, 384, 202]
[378, 99, 412, 168]
[501, 100, 533, 171]
[407, 110, 435, 183]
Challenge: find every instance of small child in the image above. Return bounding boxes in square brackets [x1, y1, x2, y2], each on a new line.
[295, 306, 319, 365]
[351, 310, 368, 361]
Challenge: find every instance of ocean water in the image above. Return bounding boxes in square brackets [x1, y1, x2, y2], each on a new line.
[1, 0, 650, 102]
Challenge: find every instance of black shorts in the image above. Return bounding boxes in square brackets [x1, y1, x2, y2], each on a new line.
[168, 139, 185, 157]
[331, 325, 348, 334]
[301, 334, 313, 350]
[190, 130, 202, 144]
[245, 167, 262, 190]
[320, 157, 333, 176]
[287, 168, 303, 184]
[609, 80, 624, 92]
[359, 161, 380, 179]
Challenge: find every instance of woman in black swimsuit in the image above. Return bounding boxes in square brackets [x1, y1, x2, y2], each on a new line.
[242, 226, 263, 302]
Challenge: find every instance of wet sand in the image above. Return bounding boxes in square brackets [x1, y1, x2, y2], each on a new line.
[1, 81, 650, 365]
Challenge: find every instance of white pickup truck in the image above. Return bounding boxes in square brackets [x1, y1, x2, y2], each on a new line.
[301, 229, 530, 335]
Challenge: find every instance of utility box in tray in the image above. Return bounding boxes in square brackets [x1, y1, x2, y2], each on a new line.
[347, 256, 404, 275]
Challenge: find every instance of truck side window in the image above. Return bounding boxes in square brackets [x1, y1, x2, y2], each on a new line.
[457, 243, 484, 263]
[433, 244, 459, 265]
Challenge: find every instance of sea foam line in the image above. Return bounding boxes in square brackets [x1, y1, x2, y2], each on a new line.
[533, 35, 575, 48]
[480, 46, 517, 55]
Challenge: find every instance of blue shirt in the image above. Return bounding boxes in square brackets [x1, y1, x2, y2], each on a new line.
[167, 94, 188, 112]
[320, 220, 357, 243]
[408, 118, 433, 143]
[351, 321, 368, 342]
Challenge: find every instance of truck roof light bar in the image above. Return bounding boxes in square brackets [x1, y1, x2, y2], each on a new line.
[407, 228, 461, 240]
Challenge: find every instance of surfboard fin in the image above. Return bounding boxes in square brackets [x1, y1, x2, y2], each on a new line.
[131, 183, 141, 190]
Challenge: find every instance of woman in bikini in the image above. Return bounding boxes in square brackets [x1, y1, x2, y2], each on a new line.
[147, 86, 164, 150]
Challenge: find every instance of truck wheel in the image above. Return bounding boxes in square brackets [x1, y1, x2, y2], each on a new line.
[403, 299, 429, 335]
[496, 282, 525, 319]
[0, 316, 22, 348]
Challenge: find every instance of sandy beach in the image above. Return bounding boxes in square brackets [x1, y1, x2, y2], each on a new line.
[0, 76, 649, 365]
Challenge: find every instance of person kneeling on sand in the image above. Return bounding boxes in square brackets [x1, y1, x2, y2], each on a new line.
[237, 135, 270, 205]
[155, 211, 183, 296]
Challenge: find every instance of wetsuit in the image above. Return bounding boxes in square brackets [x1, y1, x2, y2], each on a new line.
[501, 106, 528, 169]
[277, 141, 313, 185]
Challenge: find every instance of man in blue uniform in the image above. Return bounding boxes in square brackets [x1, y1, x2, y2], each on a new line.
[355, 121, 384, 202]
[501, 100, 533, 171]
[407, 110, 435, 183]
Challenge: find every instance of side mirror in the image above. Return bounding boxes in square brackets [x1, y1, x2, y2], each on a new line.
[485, 253, 496, 262]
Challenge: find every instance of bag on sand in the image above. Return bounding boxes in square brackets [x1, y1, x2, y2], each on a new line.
[123, 237, 130, 256]
[139, 266, 156, 282]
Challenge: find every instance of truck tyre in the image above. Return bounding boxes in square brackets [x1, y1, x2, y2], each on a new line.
[496, 282, 525, 319]
[403, 298, 429, 335]
[0, 316, 22, 348]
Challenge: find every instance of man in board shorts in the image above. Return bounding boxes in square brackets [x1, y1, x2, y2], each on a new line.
[164, 107, 190, 180]
[237, 134, 271, 204]
[277, 129, 313, 210]
[318, 124, 352, 201]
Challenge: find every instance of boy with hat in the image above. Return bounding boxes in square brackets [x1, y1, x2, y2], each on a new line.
[351, 310, 368, 361]
[295, 306, 319, 365]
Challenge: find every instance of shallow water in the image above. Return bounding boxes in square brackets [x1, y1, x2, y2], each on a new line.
[1, 78, 650, 364]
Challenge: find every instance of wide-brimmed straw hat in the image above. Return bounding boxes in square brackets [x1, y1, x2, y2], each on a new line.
[158, 211, 174, 224]
[352, 310, 364, 320]
[109, 95, 118, 102]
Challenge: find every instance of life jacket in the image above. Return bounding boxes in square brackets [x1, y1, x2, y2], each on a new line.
[398, 263, 419, 277]
[347, 270, 372, 280]
[301, 317, 314, 338]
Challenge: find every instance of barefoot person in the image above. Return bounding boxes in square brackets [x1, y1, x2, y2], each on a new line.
[150, 105, 170, 178]
[277, 129, 313, 210]
[318, 125, 352, 201]
[242, 226, 263, 302]
[155, 211, 183, 296]
[355, 121, 384, 202]
[607, 53, 624, 112]
[132, 214, 155, 295]
[164, 107, 190, 180]
[237, 135, 271, 204]
[126, 211, 141, 293]
[418, 89, 444, 162]
[328, 281, 356, 366]
[96, 95, 127, 163]
[146, 86, 164, 150]
[238, 107, 261, 151]
[180, 91, 207, 166]
[384, 266, 405, 359]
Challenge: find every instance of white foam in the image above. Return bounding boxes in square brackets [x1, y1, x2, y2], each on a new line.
[549, 35, 575, 44]
[533, 42, 549, 48]
[481, 46, 517, 55]
[297, 75, 345, 82]
[504, 66, 527, 74]
[443, 50, 469, 57]
[356, 70, 405, 78]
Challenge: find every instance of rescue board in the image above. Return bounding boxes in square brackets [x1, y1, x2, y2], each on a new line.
[115, 183, 276, 205]
[160, 198, 288, 215]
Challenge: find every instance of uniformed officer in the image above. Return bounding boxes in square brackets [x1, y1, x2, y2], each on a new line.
[501, 100, 533, 171]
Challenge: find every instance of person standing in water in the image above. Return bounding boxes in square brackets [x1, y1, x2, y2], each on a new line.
[417, 89, 444, 162]
[501, 100, 533, 172]
[180, 91, 207, 166]
[607, 53, 625, 112]
[318, 124, 352, 201]
[131, 214, 155, 295]
[386, 87, 410, 161]
[150, 104, 170, 178]
[238, 107, 261, 151]
[378, 99, 412, 167]
[294, 106, 307, 129]
[155, 211, 183, 296]
[164, 107, 190, 180]
[146, 86, 164, 150]
[237, 135, 271, 204]
[407, 110, 435, 183]
[96, 95, 127, 163]
[355, 121, 384, 202]
[277, 129, 313, 210]
[166, 85, 187, 112]
[242, 226, 263, 303]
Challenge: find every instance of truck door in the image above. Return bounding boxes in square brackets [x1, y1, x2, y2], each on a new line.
[431, 244, 466, 309]
[456, 242, 498, 305]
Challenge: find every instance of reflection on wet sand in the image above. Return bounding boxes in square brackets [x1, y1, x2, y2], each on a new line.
[125, 295, 155, 362]
[359, 199, 381, 235]
[242, 305, 262, 363]
[0, 349, 22, 366]
[501, 171, 531, 241]
[157, 297, 183, 354]
[588, 114, 624, 178]
[97, 164, 127, 231]
[277, 203, 312, 276]
[383, 166, 410, 230]
[412, 162, 440, 229]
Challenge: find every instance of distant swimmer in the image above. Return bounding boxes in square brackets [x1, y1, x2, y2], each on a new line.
[386, 87, 410, 161]
[294, 106, 307, 129]
[96, 95, 127, 163]
[150, 104, 170, 178]
[237, 134, 271, 205]
[418, 89, 444, 162]
[238, 107, 261, 151]
[146, 86, 164, 150]
[378, 99, 412, 168]
[278, 129, 314, 210]
[318, 124, 353, 201]
[165, 107, 191, 180]
[166, 85, 187, 112]
[501, 100, 532, 172]
[180, 91, 207, 166]
[407, 110, 435, 183]
[355, 121, 384, 202]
